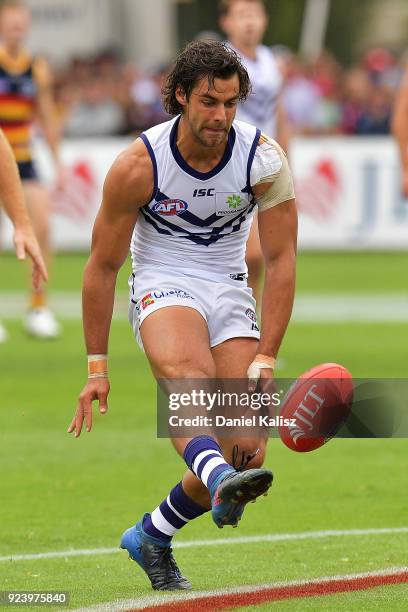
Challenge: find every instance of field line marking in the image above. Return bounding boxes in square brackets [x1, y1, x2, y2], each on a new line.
[1, 292, 408, 322]
[70, 566, 408, 611]
[1, 526, 407, 563]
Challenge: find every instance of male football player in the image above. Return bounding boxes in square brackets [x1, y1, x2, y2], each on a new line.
[220, 0, 291, 303]
[0, 127, 47, 341]
[0, 0, 61, 337]
[69, 40, 297, 591]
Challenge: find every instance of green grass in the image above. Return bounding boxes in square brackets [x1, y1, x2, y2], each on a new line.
[1, 253, 407, 610]
[1, 251, 408, 293]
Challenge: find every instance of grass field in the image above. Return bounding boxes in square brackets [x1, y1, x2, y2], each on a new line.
[0, 252, 407, 610]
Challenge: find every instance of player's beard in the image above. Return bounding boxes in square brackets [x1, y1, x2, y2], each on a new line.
[193, 122, 229, 149]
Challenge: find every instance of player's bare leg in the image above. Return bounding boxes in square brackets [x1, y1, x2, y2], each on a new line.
[23, 182, 60, 338]
[245, 214, 263, 306]
[120, 308, 271, 588]
[120, 306, 214, 590]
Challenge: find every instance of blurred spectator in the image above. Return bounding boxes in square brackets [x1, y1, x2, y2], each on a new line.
[45, 44, 407, 138]
[355, 84, 393, 135]
[341, 68, 372, 134]
[63, 75, 126, 138]
[282, 57, 321, 134]
[126, 63, 171, 132]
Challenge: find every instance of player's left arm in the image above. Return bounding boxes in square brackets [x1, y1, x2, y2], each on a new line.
[247, 137, 297, 387]
[33, 57, 61, 169]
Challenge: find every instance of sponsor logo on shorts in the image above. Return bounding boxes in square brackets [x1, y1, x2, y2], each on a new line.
[245, 308, 259, 331]
[151, 289, 194, 300]
[141, 293, 155, 310]
[245, 308, 257, 323]
[137, 289, 194, 316]
[152, 199, 188, 216]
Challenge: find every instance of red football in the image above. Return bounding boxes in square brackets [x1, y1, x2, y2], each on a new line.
[279, 363, 353, 452]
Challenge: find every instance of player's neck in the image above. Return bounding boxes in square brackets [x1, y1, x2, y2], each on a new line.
[176, 116, 228, 172]
[229, 39, 258, 61]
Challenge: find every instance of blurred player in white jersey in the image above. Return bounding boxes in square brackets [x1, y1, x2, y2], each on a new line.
[0, 127, 47, 341]
[392, 66, 408, 197]
[69, 40, 296, 591]
[220, 0, 290, 302]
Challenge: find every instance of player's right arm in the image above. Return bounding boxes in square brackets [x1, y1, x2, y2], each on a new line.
[68, 138, 153, 437]
[392, 67, 408, 197]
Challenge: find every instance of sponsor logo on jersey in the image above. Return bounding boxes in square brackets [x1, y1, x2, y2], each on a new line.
[193, 188, 215, 197]
[152, 199, 188, 216]
[215, 192, 248, 216]
[227, 194, 242, 209]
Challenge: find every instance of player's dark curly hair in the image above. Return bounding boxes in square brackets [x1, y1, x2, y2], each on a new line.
[162, 40, 251, 115]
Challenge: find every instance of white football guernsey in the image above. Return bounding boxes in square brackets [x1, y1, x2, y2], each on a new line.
[130, 115, 261, 277]
[229, 44, 283, 138]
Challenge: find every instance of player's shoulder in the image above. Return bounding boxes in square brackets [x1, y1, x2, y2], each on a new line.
[142, 116, 177, 149]
[253, 133, 285, 179]
[103, 138, 154, 208]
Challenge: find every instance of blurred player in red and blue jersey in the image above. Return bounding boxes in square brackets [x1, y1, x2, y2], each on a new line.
[0, 0, 61, 338]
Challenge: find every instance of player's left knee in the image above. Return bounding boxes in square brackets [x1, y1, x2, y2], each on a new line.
[245, 440, 267, 469]
[223, 438, 267, 469]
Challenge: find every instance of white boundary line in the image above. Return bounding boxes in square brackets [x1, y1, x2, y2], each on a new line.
[1, 526, 407, 562]
[1, 292, 408, 322]
[72, 566, 408, 611]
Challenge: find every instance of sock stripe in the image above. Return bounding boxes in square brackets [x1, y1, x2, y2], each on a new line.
[166, 495, 189, 523]
[201, 456, 229, 487]
[195, 452, 222, 478]
[169, 483, 208, 520]
[192, 449, 221, 475]
[150, 508, 177, 537]
[159, 500, 187, 529]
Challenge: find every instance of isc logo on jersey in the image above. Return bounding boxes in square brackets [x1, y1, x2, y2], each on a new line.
[152, 199, 188, 216]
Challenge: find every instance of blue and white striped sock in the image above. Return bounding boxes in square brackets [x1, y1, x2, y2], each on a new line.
[183, 435, 235, 493]
[142, 482, 208, 543]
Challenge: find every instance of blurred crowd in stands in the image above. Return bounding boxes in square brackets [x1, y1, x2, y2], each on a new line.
[53, 45, 406, 138]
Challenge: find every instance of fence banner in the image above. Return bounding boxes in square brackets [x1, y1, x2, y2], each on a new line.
[1, 136, 407, 251]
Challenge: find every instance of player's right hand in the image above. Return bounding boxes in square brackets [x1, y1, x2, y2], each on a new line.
[67, 378, 110, 437]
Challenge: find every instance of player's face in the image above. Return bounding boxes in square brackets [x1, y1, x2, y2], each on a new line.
[0, 6, 30, 47]
[221, 0, 267, 48]
[181, 74, 240, 148]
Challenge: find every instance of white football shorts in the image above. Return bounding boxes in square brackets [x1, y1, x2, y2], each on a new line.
[128, 266, 260, 350]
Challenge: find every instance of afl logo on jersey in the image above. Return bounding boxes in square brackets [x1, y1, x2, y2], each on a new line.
[152, 199, 188, 216]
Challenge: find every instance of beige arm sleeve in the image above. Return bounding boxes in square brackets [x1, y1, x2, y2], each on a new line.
[251, 134, 295, 212]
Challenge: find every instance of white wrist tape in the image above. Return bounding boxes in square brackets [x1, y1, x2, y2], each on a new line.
[247, 354, 276, 381]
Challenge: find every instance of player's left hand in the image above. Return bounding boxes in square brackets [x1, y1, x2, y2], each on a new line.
[13, 224, 48, 289]
[247, 354, 275, 392]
